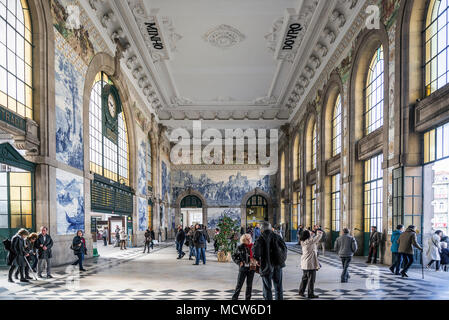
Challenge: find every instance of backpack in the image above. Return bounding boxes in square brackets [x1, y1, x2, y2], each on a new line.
[270, 234, 287, 266]
[2, 238, 11, 252]
[198, 232, 206, 245]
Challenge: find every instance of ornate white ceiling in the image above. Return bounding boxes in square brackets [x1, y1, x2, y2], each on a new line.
[82, 0, 364, 129]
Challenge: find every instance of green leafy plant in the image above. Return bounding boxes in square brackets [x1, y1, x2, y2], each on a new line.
[215, 214, 240, 254]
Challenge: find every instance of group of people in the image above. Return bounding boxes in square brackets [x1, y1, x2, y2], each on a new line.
[390, 225, 449, 275]
[175, 224, 210, 265]
[113, 226, 128, 250]
[4, 227, 88, 283]
[143, 228, 155, 253]
[231, 222, 287, 300]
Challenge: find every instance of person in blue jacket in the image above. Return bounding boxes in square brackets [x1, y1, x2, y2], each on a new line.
[389, 224, 404, 275]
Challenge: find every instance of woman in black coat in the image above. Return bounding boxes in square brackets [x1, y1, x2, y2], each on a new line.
[231, 233, 256, 300]
[72, 230, 87, 271]
[8, 228, 30, 283]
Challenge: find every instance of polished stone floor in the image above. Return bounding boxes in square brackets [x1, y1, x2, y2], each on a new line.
[0, 242, 448, 300]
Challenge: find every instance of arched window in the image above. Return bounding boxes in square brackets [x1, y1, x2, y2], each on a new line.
[89, 72, 129, 185]
[293, 134, 300, 181]
[147, 137, 152, 188]
[332, 94, 342, 156]
[425, 0, 449, 96]
[365, 45, 384, 134]
[0, 0, 33, 118]
[312, 122, 317, 170]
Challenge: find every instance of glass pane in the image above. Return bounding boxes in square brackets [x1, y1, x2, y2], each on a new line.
[21, 200, 30, 214]
[10, 172, 30, 186]
[10, 214, 21, 228]
[0, 200, 7, 214]
[10, 186, 20, 200]
[0, 214, 7, 228]
[10, 200, 20, 214]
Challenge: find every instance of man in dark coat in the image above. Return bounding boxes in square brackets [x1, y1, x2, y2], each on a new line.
[8, 229, 30, 283]
[366, 226, 381, 264]
[175, 225, 186, 259]
[36, 226, 53, 278]
[254, 221, 286, 300]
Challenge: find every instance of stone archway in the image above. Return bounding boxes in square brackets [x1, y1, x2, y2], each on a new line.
[174, 188, 208, 228]
[240, 188, 273, 228]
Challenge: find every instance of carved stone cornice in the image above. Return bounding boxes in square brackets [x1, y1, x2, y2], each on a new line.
[356, 127, 383, 161]
[415, 84, 449, 132]
[326, 153, 341, 176]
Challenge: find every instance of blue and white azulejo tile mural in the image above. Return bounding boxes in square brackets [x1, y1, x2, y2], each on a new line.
[161, 161, 171, 201]
[138, 197, 148, 231]
[138, 141, 147, 196]
[207, 208, 241, 230]
[54, 35, 85, 171]
[171, 170, 271, 206]
[56, 168, 85, 235]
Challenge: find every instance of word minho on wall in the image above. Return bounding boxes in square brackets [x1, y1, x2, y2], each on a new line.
[144, 22, 164, 50]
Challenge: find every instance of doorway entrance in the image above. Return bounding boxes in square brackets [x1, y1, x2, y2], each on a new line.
[180, 195, 203, 228]
[0, 143, 35, 267]
[245, 195, 268, 229]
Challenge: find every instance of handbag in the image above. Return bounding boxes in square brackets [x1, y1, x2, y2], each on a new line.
[250, 257, 259, 273]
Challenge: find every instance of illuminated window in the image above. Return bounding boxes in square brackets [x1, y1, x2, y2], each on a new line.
[365, 46, 384, 134]
[0, 165, 32, 229]
[147, 137, 152, 187]
[293, 134, 300, 181]
[364, 154, 383, 233]
[332, 94, 342, 156]
[280, 152, 285, 190]
[0, 0, 33, 118]
[311, 184, 317, 227]
[312, 122, 317, 170]
[331, 173, 341, 233]
[423, 121, 449, 163]
[425, 0, 449, 96]
[292, 191, 300, 230]
[148, 200, 153, 230]
[89, 72, 129, 185]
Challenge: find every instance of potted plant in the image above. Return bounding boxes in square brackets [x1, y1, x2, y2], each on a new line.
[215, 214, 239, 262]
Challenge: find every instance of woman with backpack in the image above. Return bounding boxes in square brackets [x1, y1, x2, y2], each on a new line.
[72, 230, 87, 271]
[193, 224, 209, 265]
[298, 229, 323, 299]
[231, 233, 257, 300]
[7, 228, 30, 283]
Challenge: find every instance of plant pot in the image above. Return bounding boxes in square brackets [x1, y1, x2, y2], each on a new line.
[217, 251, 231, 262]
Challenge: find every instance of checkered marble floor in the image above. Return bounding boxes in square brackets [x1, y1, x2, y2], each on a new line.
[0, 243, 448, 300]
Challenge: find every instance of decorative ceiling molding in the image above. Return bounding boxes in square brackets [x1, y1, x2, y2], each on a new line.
[202, 24, 246, 49]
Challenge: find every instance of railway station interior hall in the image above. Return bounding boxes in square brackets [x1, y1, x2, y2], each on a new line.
[0, 0, 449, 300]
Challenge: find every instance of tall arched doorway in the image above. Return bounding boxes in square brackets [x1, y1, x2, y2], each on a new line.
[245, 195, 268, 228]
[180, 195, 203, 228]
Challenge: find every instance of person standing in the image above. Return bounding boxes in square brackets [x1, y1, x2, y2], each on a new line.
[27, 233, 39, 273]
[334, 228, 358, 283]
[298, 229, 323, 298]
[297, 225, 304, 245]
[213, 228, 220, 254]
[231, 234, 256, 300]
[143, 229, 152, 253]
[254, 221, 286, 300]
[440, 242, 449, 272]
[366, 226, 381, 264]
[175, 225, 186, 259]
[8, 229, 30, 283]
[397, 225, 423, 278]
[389, 224, 404, 275]
[186, 226, 196, 260]
[72, 230, 87, 271]
[193, 224, 209, 265]
[17, 232, 38, 280]
[119, 229, 127, 250]
[426, 230, 443, 271]
[102, 228, 108, 246]
[114, 226, 121, 247]
[253, 224, 261, 242]
[36, 226, 53, 279]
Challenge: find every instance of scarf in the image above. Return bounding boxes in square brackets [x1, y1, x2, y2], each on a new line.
[245, 243, 253, 259]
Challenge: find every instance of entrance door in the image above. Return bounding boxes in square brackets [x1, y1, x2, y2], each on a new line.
[0, 144, 35, 266]
[245, 195, 267, 229]
[180, 195, 203, 228]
